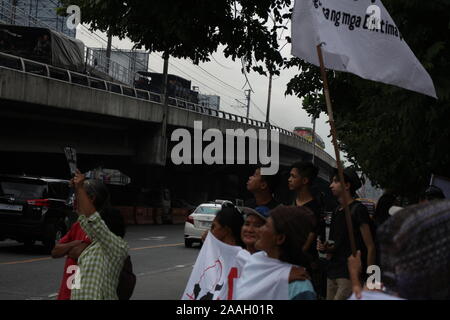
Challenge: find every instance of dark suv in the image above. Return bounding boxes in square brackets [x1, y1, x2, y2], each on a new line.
[0, 175, 73, 252]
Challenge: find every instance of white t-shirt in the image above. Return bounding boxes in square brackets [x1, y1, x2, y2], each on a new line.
[235, 251, 292, 300]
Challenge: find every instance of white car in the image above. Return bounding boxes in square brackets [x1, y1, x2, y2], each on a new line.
[184, 201, 231, 248]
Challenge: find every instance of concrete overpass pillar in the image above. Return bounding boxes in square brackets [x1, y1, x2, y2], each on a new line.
[134, 125, 168, 166]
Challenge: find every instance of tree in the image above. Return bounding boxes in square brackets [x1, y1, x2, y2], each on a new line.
[60, 0, 292, 75]
[286, 0, 450, 199]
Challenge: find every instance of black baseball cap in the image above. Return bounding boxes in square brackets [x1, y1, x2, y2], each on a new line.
[332, 168, 362, 192]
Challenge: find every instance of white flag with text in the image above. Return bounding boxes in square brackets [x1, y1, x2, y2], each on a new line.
[291, 0, 437, 98]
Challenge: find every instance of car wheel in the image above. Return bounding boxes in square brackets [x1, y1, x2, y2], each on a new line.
[43, 220, 66, 253]
[185, 239, 193, 248]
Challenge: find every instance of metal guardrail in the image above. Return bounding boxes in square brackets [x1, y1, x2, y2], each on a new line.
[0, 51, 335, 165]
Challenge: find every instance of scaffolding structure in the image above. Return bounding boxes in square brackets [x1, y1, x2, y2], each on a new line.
[0, 0, 75, 37]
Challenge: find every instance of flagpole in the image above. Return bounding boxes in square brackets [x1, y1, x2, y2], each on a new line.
[316, 44, 357, 256]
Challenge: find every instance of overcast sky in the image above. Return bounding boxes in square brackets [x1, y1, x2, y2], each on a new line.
[76, 23, 341, 160]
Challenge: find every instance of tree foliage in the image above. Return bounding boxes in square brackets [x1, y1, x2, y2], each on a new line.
[286, 0, 450, 198]
[61, 0, 292, 74]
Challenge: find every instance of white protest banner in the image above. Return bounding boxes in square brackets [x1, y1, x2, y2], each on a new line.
[291, 0, 437, 98]
[235, 252, 291, 300]
[182, 233, 245, 300]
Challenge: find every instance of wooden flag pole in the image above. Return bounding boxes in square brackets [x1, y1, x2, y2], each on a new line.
[316, 44, 357, 256]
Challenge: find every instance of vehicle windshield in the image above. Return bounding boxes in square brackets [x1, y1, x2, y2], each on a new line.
[194, 206, 221, 215]
[0, 181, 46, 200]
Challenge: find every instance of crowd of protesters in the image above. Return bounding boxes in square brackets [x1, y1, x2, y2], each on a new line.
[54, 164, 449, 300]
[204, 162, 449, 300]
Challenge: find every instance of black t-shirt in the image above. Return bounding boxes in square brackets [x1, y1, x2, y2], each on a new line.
[300, 199, 325, 237]
[294, 199, 325, 261]
[244, 198, 280, 210]
[327, 201, 372, 280]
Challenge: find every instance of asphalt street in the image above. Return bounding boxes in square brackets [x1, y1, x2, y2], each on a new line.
[0, 224, 200, 300]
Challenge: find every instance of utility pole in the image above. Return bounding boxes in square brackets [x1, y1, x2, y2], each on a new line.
[157, 52, 170, 166]
[161, 52, 170, 136]
[265, 74, 273, 125]
[245, 89, 251, 119]
[312, 115, 317, 165]
[105, 30, 113, 74]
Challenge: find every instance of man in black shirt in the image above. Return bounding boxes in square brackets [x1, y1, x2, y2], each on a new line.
[289, 161, 326, 297]
[318, 168, 376, 300]
[245, 167, 280, 210]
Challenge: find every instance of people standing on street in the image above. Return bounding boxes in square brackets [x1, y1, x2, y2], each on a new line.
[70, 170, 129, 300]
[318, 168, 376, 300]
[245, 167, 280, 210]
[288, 161, 326, 297]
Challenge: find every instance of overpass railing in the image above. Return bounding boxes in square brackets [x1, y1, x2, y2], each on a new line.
[0, 51, 335, 165]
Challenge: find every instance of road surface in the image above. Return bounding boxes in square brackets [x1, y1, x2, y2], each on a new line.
[0, 224, 200, 300]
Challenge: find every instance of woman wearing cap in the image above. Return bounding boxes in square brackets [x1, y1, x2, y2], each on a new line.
[235, 206, 317, 300]
[240, 207, 270, 254]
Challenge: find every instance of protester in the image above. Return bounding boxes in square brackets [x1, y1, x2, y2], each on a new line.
[288, 161, 324, 243]
[70, 170, 129, 300]
[245, 167, 280, 209]
[419, 185, 446, 203]
[235, 206, 317, 300]
[210, 203, 245, 248]
[240, 206, 270, 254]
[318, 168, 376, 300]
[288, 161, 326, 297]
[348, 200, 450, 300]
[51, 220, 91, 300]
[373, 193, 397, 230]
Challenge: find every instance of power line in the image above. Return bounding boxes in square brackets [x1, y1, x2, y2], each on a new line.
[151, 53, 245, 103]
[212, 55, 234, 70]
[194, 64, 243, 94]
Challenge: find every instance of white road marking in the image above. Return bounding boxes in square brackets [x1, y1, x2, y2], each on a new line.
[139, 236, 167, 241]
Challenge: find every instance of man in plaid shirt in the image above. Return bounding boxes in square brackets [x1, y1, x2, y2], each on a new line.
[70, 170, 129, 300]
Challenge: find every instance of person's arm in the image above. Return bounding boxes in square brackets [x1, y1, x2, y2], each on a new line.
[360, 224, 376, 268]
[67, 242, 90, 260]
[348, 251, 363, 299]
[51, 240, 83, 259]
[302, 232, 316, 253]
[289, 266, 310, 283]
